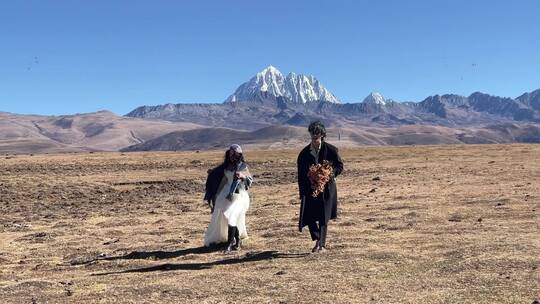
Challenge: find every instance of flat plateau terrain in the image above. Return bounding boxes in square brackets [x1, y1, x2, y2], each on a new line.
[0, 145, 538, 303]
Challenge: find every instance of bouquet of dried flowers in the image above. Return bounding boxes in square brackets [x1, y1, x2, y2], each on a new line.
[307, 160, 333, 197]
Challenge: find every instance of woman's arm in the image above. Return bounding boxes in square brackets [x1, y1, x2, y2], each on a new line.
[236, 168, 254, 189]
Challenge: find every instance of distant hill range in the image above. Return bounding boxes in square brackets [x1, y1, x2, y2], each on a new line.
[126, 66, 540, 129]
[120, 123, 540, 152]
[0, 111, 202, 154]
[2, 66, 540, 153]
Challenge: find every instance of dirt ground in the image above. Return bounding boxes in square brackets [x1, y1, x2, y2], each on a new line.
[0, 144, 539, 303]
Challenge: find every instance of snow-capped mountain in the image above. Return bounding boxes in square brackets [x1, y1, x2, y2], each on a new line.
[126, 63, 540, 129]
[225, 66, 340, 104]
[362, 92, 386, 105]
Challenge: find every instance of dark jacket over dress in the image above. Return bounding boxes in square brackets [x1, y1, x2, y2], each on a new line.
[204, 162, 253, 211]
[297, 141, 344, 231]
[204, 164, 226, 209]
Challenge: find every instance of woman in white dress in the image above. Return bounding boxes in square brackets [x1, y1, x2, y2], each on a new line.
[203, 144, 253, 251]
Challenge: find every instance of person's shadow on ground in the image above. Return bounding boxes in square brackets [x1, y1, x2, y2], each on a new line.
[100, 245, 217, 261]
[93, 248, 309, 276]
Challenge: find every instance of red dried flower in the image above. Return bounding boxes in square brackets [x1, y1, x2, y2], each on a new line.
[307, 160, 333, 197]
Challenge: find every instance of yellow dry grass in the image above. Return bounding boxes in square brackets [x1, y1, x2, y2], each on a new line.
[0, 144, 539, 303]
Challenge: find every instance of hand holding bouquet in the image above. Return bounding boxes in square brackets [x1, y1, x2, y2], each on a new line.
[307, 160, 333, 197]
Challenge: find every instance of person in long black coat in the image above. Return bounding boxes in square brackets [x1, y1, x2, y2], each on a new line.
[297, 121, 343, 253]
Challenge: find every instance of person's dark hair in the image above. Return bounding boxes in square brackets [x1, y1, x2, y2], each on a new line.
[223, 148, 245, 168]
[308, 120, 326, 139]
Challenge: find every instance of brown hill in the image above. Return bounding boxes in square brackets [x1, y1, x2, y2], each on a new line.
[121, 125, 308, 151]
[2, 110, 539, 154]
[0, 111, 202, 154]
[122, 123, 540, 152]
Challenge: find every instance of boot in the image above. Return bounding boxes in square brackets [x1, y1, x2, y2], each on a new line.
[311, 240, 320, 253]
[226, 225, 237, 252]
[232, 227, 241, 250]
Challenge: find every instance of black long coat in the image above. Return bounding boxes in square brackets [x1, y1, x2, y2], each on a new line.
[297, 141, 344, 231]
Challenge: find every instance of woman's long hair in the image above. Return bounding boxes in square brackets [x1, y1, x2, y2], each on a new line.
[223, 149, 245, 169]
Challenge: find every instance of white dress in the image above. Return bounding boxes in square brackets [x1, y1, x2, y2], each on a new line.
[204, 170, 250, 247]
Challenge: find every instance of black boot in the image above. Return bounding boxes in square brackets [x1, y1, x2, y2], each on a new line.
[232, 227, 241, 250]
[226, 225, 237, 252]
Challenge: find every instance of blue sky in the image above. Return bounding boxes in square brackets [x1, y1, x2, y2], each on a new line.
[1, 0, 539, 115]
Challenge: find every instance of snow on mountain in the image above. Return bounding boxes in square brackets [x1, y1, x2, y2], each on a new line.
[225, 66, 340, 104]
[362, 92, 386, 105]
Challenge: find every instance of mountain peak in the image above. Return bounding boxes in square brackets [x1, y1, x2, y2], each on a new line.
[260, 65, 281, 75]
[225, 66, 339, 104]
[363, 92, 386, 105]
